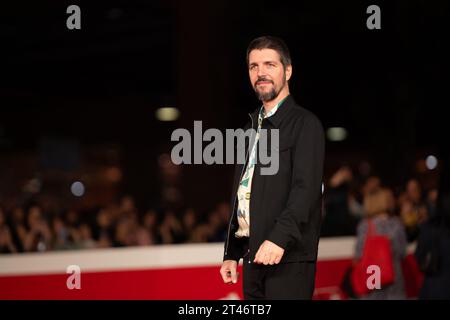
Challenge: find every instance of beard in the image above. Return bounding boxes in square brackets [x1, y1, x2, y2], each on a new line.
[253, 75, 286, 102]
[255, 85, 278, 102]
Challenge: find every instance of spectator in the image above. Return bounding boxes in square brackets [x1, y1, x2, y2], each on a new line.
[400, 179, 429, 242]
[321, 166, 359, 236]
[0, 207, 17, 253]
[415, 174, 450, 299]
[93, 208, 114, 244]
[23, 205, 52, 252]
[52, 216, 72, 250]
[77, 223, 97, 249]
[207, 209, 228, 242]
[120, 195, 136, 215]
[113, 217, 133, 247]
[158, 210, 184, 244]
[180, 208, 198, 243]
[354, 188, 408, 299]
[361, 176, 381, 197]
[425, 188, 439, 221]
[7, 206, 27, 252]
[134, 227, 154, 246]
[212, 202, 231, 242]
[97, 233, 112, 248]
[190, 223, 213, 243]
[64, 209, 80, 229]
[142, 209, 160, 244]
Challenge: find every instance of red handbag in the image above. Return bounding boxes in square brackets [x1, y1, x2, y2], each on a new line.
[351, 218, 395, 296]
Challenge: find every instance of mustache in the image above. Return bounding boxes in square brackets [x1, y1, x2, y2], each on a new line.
[255, 78, 274, 86]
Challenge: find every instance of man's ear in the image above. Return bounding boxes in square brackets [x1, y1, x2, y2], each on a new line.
[285, 64, 292, 82]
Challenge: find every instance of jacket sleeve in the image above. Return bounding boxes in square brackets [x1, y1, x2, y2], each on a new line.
[223, 227, 244, 262]
[267, 113, 325, 249]
[223, 169, 245, 263]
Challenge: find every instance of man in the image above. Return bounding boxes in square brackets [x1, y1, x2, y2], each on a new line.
[219, 36, 325, 299]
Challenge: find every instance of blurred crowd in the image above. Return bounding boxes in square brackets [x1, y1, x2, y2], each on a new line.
[0, 196, 231, 254]
[0, 166, 440, 254]
[321, 166, 438, 242]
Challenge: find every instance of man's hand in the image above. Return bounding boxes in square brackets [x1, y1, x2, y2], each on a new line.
[220, 260, 239, 284]
[254, 240, 285, 265]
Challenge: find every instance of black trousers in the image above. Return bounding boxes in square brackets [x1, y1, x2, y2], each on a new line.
[242, 239, 317, 300]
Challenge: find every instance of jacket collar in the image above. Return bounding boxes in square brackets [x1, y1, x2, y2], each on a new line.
[249, 94, 295, 129]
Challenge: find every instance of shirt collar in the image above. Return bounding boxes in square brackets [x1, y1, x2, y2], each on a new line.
[258, 95, 289, 123]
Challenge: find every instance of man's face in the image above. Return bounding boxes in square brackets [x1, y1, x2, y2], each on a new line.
[248, 48, 292, 102]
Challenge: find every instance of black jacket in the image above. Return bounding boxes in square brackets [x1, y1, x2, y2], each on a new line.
[223, 95, 325, 263]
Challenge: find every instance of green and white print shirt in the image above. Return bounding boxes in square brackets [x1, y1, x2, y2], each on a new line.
[235, 97, 287, 238]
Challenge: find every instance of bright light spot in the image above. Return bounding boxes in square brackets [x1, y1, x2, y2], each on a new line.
[322, 183, 325, 194]
[71, 181, 85, 197]
[326, 127, 348, 142]
[426, 155, 438, 170]
[155, 107, 180, 121]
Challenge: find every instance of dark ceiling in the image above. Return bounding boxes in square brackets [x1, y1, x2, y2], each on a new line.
[0, 0, 449, 194]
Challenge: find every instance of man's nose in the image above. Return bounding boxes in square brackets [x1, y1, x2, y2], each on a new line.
[257, 66, 267, 78]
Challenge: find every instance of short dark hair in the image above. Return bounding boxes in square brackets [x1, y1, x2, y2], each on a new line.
[246, 36, 292, 69]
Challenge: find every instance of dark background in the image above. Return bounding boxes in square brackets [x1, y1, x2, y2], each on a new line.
[1, 0, 448, 214]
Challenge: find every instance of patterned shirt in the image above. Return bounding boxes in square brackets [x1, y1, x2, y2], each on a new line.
[235, 96, 288, 238]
